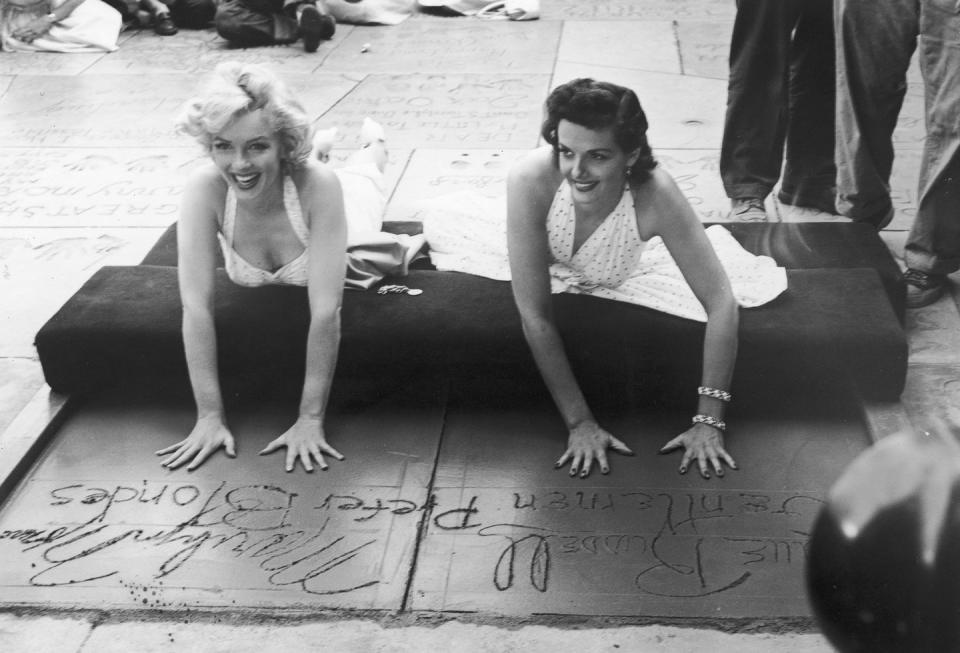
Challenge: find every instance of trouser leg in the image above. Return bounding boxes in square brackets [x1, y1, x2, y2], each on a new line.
[780, 0, 836, 208]
[904, 0, 960, 275]
[167, 0, 216, 28]
[215, 0, 297, 45]
[720, 0, 799, 200]
[834, 0, 917, 224]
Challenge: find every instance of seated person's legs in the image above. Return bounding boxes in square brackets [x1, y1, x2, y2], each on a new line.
[215, 0, 333, 51]
[140, 0, 178, 34]
[168, 0, 216, 29]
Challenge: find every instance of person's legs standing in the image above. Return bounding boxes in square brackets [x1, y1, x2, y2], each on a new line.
[835, 0, 917, 228]
[903, 0, 960, 306]
[720, 0, 798, 221]
[779, 0, 836, 213]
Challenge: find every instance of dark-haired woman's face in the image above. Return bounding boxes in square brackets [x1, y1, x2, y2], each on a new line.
[556, 120, 638, 207]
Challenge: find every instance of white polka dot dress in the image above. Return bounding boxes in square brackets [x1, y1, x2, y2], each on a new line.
[423, 182, 787, 322]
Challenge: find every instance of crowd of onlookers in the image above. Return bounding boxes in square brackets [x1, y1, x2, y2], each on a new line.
[0, 0, 336, 53]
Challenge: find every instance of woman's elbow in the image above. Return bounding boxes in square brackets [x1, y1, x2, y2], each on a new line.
[706, 292, 739, 326]
[309, 303, 341, 329]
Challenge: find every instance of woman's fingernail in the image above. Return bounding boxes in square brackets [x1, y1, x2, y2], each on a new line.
[679, 466, 686, 474]
[601, 467, 609, 474]
[580, 470, 587, 478]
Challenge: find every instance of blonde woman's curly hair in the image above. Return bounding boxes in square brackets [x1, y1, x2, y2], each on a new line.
[176, 62, 314, 169]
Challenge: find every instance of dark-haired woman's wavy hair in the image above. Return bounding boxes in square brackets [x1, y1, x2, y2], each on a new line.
[541, 78, 657, 185]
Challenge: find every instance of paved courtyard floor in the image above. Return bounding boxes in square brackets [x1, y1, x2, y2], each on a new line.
[1, 1, 958, 650]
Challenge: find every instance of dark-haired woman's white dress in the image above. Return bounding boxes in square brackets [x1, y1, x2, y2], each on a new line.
[421, 181, 787, 322]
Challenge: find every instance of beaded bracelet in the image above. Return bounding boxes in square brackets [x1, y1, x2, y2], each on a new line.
[692, 414, 726, 432]
[698, 386, 732, 402]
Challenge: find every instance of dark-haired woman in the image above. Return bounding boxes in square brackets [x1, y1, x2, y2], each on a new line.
[424, 78, 786, 479]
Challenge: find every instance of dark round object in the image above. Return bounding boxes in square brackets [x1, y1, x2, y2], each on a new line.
[806, 429, 960, 652]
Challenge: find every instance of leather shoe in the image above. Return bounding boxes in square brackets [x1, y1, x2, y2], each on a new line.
[299, 4, 335, 53]
[729, 197, 768, 222]
[904, 268, 947, 308]
[153, 13, 178, 35]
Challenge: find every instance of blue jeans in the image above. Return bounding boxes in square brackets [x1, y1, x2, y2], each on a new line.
[720, 0, 836, 203]
[836, 0, 960, 274]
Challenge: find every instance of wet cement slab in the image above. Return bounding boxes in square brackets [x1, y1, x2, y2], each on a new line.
[320, 20, 561, 75]
[410, 388, 868, 617]
[0, 380, 445, 611]
[317, 74, 550, 150]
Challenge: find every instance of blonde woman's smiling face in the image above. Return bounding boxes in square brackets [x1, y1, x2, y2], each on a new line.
[556, 119, 638, 207]
[210, 109, 283, 200]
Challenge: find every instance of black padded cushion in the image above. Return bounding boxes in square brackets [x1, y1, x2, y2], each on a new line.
[35, 264, 906, 401]
[140, 221, 906, 320]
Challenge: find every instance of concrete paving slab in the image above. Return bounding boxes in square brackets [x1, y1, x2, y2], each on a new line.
[319, 74, 550, 149]
[0, 75, 195, 148]
[0, 73, 361, 149]
[0, 147, 202, 228]
[84, 28, 353, 76]
[0, 381, 444, 611]
[384, 149, 523, 221]
[0, 227, 167, 357]
[904, 294, 960, 365]
[655, 149, 729, 222]
[773, 199, 848, 225]
[0, 75, 11, 96]
[320, 20, 561, 74]
[901, 363, 960, 436]
[677, 21, 732, 80]
[552, 63, 725, 150]
[78, 619, 832, 653]
[541, 0, 735, 21]
[557, 21, 680, 75]
[411, 392, 868, 617]
[0, 52, 105, 76]
[0, 613, 92, 653]
[0, 358, 45, 436]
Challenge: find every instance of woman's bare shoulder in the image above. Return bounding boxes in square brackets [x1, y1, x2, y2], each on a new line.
[183, 162, 226, 198]
[180, 163, 227, 219]
[509, 146, 557, 182]
[634, 165, 700, 236]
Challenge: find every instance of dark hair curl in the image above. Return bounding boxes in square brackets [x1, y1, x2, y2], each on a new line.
[540, 78, 657, 184]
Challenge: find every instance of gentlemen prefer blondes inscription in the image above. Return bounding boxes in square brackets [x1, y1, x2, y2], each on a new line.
[0, 479, 821, 613]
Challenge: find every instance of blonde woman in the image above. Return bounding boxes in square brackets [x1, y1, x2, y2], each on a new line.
[159, 62, 416, 472]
